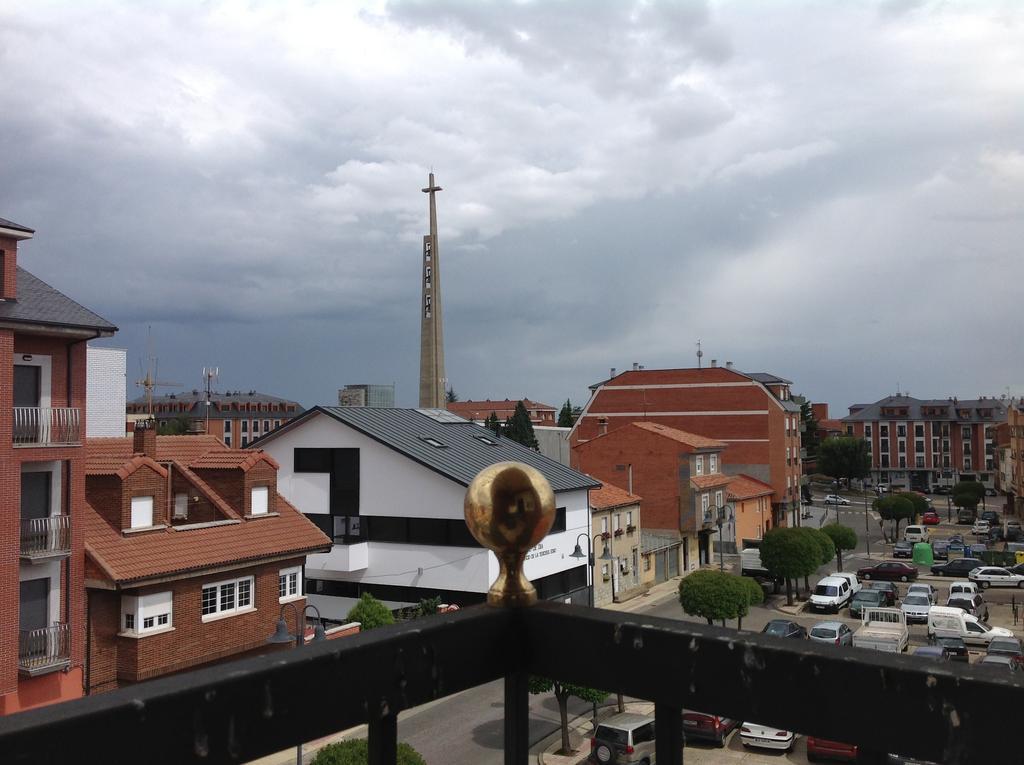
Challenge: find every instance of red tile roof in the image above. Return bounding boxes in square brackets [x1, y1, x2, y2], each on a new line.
[115, 455, 168, 481]
[690, 474, 731, 490]
[727, 474, 775, 500]
[445, 399, 557, 419]
[86, 435, 228, 474]
[589, 481, 642, 509]
[190, 449, 280, 472]
[631, 422, 726, 449]
[84, 495, 330, 585]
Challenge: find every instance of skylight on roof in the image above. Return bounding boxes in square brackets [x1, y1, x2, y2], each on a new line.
[415, 408, 466, 424]
[474, 435, 498, 446]
[419, 436, 446, 449]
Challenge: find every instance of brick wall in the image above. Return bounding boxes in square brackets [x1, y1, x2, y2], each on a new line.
[0, 234, 17, 299]
[243, 462, 277, 515]
[170, 471, 221, 525]
[192, 468, 244, 515]
[87, 557, 307, 692]
[0, 329, 16, 696]
[121, 464, 168, 529]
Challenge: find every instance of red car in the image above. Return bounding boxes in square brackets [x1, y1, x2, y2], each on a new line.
[922, 512, 940, 525]
[807, 736, 857, 762]
[856, 561, 918, 582]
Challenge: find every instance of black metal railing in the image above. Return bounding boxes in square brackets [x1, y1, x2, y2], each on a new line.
[0, 602, 1019, 764]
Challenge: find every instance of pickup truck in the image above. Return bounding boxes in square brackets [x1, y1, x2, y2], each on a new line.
[852, 607, 909, 653]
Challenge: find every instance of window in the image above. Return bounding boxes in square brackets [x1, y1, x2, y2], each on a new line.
[899, 456, 907, 468]
[965, 457, 972, 471]
[263, 419, 270, 432]
[224, 435, 232, 447]
[241, 436, 248, 447]
[224, 420, 231, 433]
[865, 424, 872, 437]
[715, 490, 723, 508]
[915, 440, 924, 455]
[173, 493, 188, 520]
[881, 454, 890, 468]
[420, 437, 445, 448]
[601, 517, 608, 534]
[614, 513, 621, 530]
[897, 425, 907, 437]
[709, 454, 718, 473]
[279, 566, 302, 602]
[130, 496, 154, 529]
[915, 424, 924, 438]
[916, 456, 925, 468]
[202, 576, 254, 620]
[701, 494, 710, 513]
[880, 425, 889, 438]
[241, 420, 248, 432]
[121, 591, 173, 636]
[695, 456, 704, 475]
[963, 426, 972, 439]
[626, 511, 632, 527]
[846, 425, 853, 436]
[550, 507, 566, 533]
[898, 441, 906, 454]
[250, 486, 269, 516]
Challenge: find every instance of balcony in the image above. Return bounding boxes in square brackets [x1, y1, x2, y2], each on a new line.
[18, 624, 70, 677]
[19, 515, 71, 561]
[12, 407, 81, 447]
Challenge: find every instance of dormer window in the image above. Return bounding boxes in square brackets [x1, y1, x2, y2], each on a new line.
[130, 496, 154, 529]
[251, 486, 269, 515]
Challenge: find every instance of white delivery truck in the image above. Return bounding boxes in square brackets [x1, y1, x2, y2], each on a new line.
[853, 607, 910, 653]
[927, 605, 1014, 647]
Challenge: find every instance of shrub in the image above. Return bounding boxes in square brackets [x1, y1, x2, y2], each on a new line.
[311, 739, 425, 765]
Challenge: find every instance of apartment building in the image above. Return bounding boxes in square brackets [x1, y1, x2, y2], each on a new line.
[445, 398, 557, 426]
[573, 421, 730, 570]
[569, 365, 803, 528]
[842, 395, 1007, 492]
[0, 216, 117, 713]
[127, 390, 303, 447]
[588, 481, 643, 606]
[1007, 403, 1023, 514]
[83, 426, 331, 693]
[254, 407, 598, 619]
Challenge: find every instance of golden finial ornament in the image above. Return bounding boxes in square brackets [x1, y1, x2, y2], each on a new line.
[464, 462, 556, 607]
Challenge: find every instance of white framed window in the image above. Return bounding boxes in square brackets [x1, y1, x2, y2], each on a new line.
[695, 455, 704, 475]
[279, 566, 302, 602]
[251, 486, 269, 516]
[701, 493, 710, 512]
[601, 516, 608, 534]
[202, 576, 255, 620]
[709, 454, 718, 473]
[130, 495, 154, 529]
[614, 513, 621, 530]
[173, 493, 188, 520]
[223, 420, 231, 433]
[715, 490, 723, 508]
[626, 511, 632, 526]
[121, 591, 173, 636]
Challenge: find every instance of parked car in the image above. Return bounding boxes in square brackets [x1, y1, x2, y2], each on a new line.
[864, 581, 899, 606]
[948, 580, 981, 598]
[933, 636, 970, 662]
[946, 539, 967, 555]
[986, 637, 1024, 668]
[856, 561, 918, 582]
[931, 540, 950, 560]
[810, 576, 853, 613]
[906, 583, 937, 602]
[740, 723, 796, 752]
[922, 512, 940, 526]
[969, 566, 1024, 589]
[904, 525, 929, 543]
[681, 710, 738, 747]
[900, 594, 933, 624]
[892, 541, 913, 559]
[1007, 526, 1022, 543]
[948, 533, 965, 544]
[1009, 563, 1024, 576]
[928, 606, 1014, 646]
[913, 645, 952, 662]
[933, 486, 951, 495]
[829, 571, 861, 597]
[972, 519, 991, 536]
[957, 508, 976, 524]
[980, 510, 1000, 525]
[590, 713, 656, 765]
[806, 736, 857, 762]
[854, 607, 909, 653]
[876, 483, 890, 494]
[978, 655, 1019, 674]
[824, 494, 850, 505]
[969, 543, 987, 557]
[809, 621, 854, 646]
[850, 589, 886, 619]
[989, 526, 1005, 543]
[930, 557, 984, 577]
[947, 594, 988, 621]
[762, 619, 807, 639]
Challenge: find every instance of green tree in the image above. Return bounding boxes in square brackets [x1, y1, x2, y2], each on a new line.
[529, 677, 608, 755]
[557, 399, 575, 428]
[311, 739, 425, 765]
[445, 387, 459, 403]
[484, 411, 501, 437]
[953, 489, 980, 518]
[157, 415, 192, 435]
[793, 528, 834, 592]
[759, 527, 821, 606]
[874, 495, 915, 542]
[345, 593, 395, 632]
[677, 569, 758, 626]
[504, 400, 539, 450]
[953, 480, 986, 504]
[736, 576, 765, 631]
[895, 491, 928, 524]
[799, 400, 821, 459]
[816, 436, 871, 489]
[416, 596, 442, 617]
[821, 523, 858, 571]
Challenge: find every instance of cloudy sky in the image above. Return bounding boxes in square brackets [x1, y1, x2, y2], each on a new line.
[2, 0, 1022, 414]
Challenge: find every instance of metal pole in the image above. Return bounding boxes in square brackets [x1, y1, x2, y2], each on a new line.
[718, 519, 724, 571]
[864, 492, 871, 559]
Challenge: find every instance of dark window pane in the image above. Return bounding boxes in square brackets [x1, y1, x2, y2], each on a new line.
[409, 517, 447, 546]
[368, 516, 408, 543]
[550, 507, 566, 534]
[295, 448, 332, 473]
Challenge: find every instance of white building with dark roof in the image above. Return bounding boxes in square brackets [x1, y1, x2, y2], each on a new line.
[255, 406, 599, 619]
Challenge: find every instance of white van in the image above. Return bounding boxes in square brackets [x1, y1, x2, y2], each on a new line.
[927, 605, 1013, 646]
[810, 576, 852, 613]
[740, 548, 768, 578]
[948, 580, 980, 599]
[904, 525, 929, 543]
[830, 571, 862, 597]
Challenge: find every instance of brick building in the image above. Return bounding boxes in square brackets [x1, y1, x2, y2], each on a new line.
[82, 427, 331, 694]
[573, 421, 730, 571]
[0, 217, 117, 714]
[841, 395, 1007, 493]
[569, 366, 803, 528]
[445, 398, 557, 426]
[1006, 402, 1023, 514]
[127, 390, 303, 448]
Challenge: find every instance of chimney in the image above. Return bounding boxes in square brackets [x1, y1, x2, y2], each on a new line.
[632, 362, 639, 371]
[725, 361, 733, 369]
[133, 418, 157, 459]
[610, 367, 616, 379]
[0, 217, 34, 300]
[710, 359, 717, 368]
[599, 418, 608, 436]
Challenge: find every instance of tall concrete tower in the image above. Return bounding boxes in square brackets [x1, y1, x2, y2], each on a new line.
[418, 172, 447, 408]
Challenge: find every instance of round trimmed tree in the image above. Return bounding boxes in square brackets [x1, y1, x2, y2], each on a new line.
[311, 739, 425, 765]
[821, 523, 858, 571]
[758, 528, 821, 606]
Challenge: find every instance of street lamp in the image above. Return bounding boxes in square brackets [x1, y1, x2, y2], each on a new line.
[267, 603, 328, 765]
[570, 532, 614, 608]
[712, 503, 734, 571]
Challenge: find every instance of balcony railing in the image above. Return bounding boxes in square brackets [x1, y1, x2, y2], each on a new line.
[20, 515, 71, 560]
[17, 624, 70, 677]
[12, 407, 81, 446]
[0, 603, 1017, 763]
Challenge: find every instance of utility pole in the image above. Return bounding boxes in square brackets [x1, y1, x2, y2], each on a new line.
[135, 327, 182, 417]
[202, 367, 219, 435]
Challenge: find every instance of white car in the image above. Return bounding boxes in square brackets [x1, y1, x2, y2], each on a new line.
[900, 594, 932, 624]
[906, 583, 937, 603]
[969, 567, 1024, 589]
[740, 722, 796, 751]
[823, 494, 851, 505]
[972, 520, 991, 536]
[809, 576, 853, 613]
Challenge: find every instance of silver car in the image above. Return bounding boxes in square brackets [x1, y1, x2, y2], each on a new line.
[900, 594, 932, 624]
[808, 621, 853, 646]
[591, 713, 656, 765]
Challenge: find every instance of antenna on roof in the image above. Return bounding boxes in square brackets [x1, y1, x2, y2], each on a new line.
[135, 326, 182, 417]
[202, 366, 219, 436]
[696, 339, 703, 369]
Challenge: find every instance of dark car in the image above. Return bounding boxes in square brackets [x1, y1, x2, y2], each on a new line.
[892, 541, 913, 559]
[761, 619, 807, 639]
[981, 510, 1000, 525]
[946, 539, 967, 555]
[865, 580, 899, 606]
[978, 655, 1019, 674]
[933, 486, 951, 496]
[1009, 563, 1024, 577]
[988, 526, 1005, 543]
[930, 557, 983, 577]
[856, 561, 918, 582]
[986, 637, 1024, 668]
[682, 710, 738, 746]
[934, 636, 970, 662]
[1007, 526, 1022, 542]
[849, 589, 886, 620]
[957, 508, 976, 524]
[913, 645, 952, 662]
[947, 594, 989, 621]
[931, 540, 949, 560]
